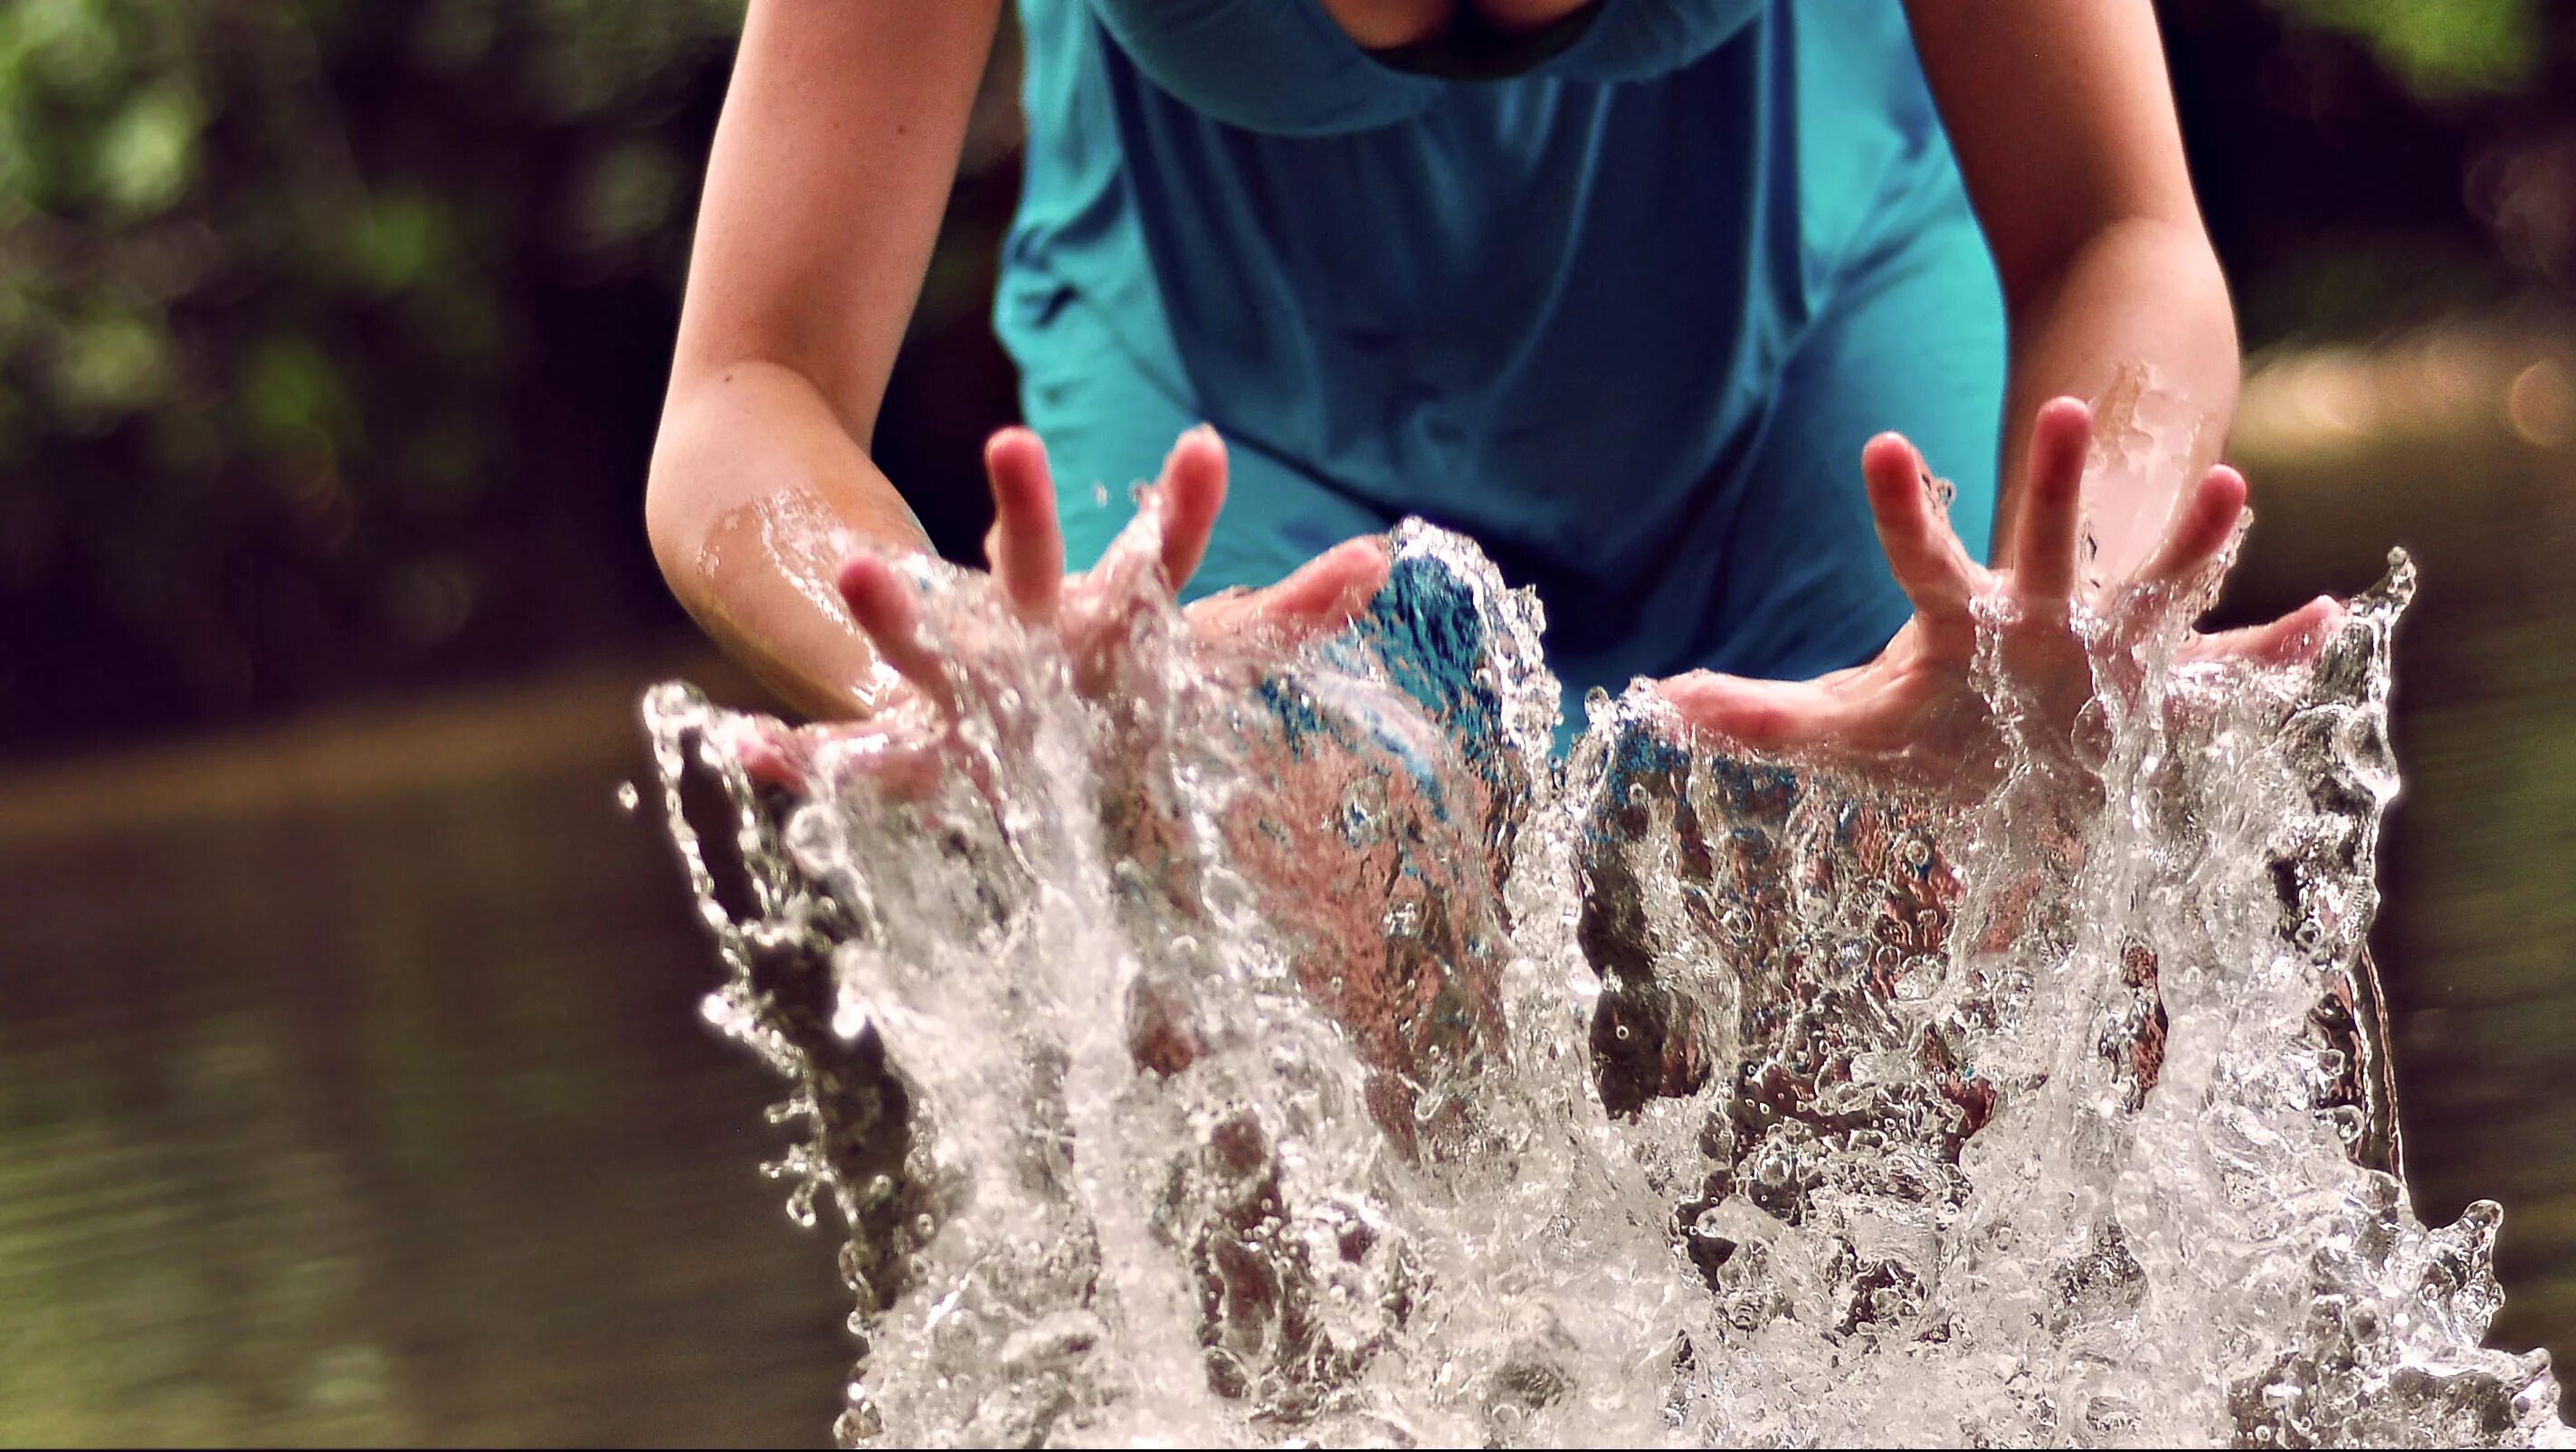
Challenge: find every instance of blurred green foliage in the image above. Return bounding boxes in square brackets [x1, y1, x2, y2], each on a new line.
[0, 0, 741, 434]
[0, 0, 745, 739]
[2268, 0, 2543, 99]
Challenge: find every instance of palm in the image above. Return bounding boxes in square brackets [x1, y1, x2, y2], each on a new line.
[1659, 397, 2342, 787]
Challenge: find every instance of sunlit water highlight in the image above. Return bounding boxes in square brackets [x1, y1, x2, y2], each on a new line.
[646, 511, 2569, 1447]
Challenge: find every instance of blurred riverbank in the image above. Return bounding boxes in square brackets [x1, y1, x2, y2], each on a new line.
[2230, 325, 2576, 1358]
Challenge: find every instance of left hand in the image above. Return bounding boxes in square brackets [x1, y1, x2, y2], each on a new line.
[740, 424, 1387, 797]
[1656, 397, 2343, 788]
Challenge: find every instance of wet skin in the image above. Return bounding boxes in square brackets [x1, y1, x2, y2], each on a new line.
[765, 400, 2341, 800]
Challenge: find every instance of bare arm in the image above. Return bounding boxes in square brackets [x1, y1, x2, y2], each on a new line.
[646, 0, 1005, 717]
[1661, 8, 2335, 759]
[1904, 0, 2239, 580]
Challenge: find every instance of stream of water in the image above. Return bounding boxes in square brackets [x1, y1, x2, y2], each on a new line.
[646, 502, 2568, 1447]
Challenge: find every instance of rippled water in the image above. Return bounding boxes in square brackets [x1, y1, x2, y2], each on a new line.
[646, 507, 2569, 1447]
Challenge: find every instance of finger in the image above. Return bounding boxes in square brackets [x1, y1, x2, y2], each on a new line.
[837, 553, 955, 715]
[982, 426, 1063, 623]
[2182, 594, 2343, 667]
[2135, 463, 2248, 591]
[1260, 535, 1390, 622]
[741, 718, 920, 798]
[1189, 536, 1389, 642]
[1655, 669, 1862, 755]
[2009, 396, 2094, 603]
[1152, 424, 1228, 592]
[1860, 432, 1979, 638]
[809, 726, 946, 803]
[738, 721, 811, 793]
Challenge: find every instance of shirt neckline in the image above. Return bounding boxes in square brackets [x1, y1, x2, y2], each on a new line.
[1366, 1, 1610, 81]
[1287, 0, 1622, 85]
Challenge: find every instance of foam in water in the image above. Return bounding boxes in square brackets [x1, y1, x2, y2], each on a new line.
[644, 502, 2568, 1447]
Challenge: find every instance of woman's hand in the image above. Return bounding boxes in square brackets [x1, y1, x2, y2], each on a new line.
[746, 424, 1388, 791]
[1655, 397, 2343, 788]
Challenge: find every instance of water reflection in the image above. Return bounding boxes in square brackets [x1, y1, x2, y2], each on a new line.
[0, 672, 848, 1446]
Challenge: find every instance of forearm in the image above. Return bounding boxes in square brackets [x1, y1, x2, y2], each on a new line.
[647, 0, 1002, 718]
[646, 359, 933, 719]
[1993, 216, 2240, 580]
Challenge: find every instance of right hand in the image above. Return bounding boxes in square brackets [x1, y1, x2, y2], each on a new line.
[746, 423, 1390, 792]
[1658, 399, 2341, 797]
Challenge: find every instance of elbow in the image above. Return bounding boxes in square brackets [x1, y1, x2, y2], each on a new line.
[643, 397, 712, 605]
[1996, 214, 2224, 324]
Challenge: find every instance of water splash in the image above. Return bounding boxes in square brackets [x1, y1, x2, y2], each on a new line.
[644, 516, 2568, 1447]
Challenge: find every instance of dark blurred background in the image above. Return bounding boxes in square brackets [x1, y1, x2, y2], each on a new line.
[2, 0, 2571, 1443]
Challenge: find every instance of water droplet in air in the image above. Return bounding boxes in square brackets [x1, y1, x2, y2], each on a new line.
[639, 530, 2552, 1447]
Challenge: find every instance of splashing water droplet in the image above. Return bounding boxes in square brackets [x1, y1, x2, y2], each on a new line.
[641, 514, 2567, 1447]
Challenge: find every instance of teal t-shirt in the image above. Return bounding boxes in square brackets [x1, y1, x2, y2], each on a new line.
[993, 0, 2007, 710]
